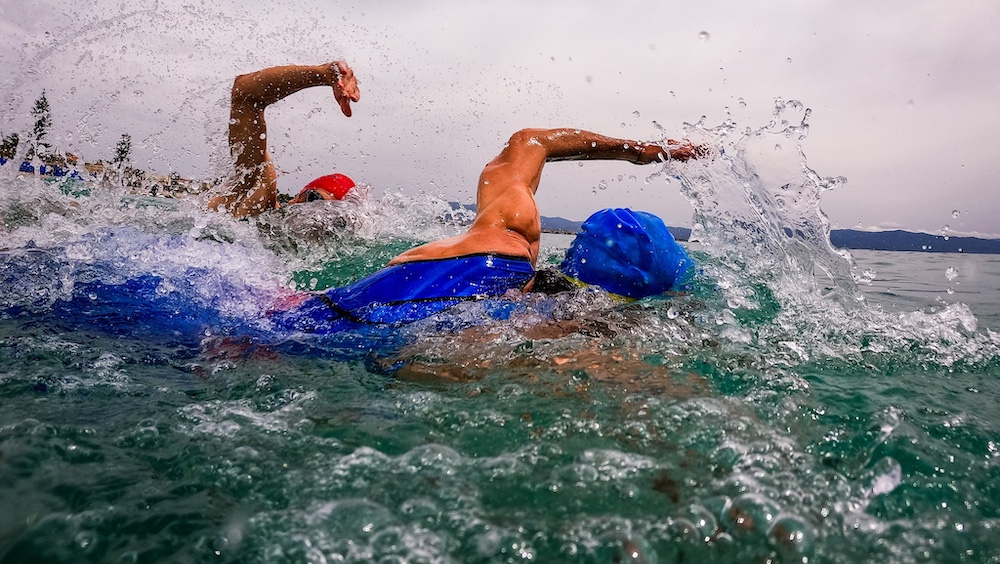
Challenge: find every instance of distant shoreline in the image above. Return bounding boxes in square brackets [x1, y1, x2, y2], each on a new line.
[540, 215, 1000, 254]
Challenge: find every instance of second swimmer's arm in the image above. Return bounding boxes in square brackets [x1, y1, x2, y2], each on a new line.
[231, 62, 360, 116]
[212, 61, 360, 218]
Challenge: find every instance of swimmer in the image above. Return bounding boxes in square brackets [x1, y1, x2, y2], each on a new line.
[206, 61, 705, 337]
[208, 60, 361, 216]
[270, 127, 704, 336]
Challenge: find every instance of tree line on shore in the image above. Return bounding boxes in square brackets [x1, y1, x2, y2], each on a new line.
[1, 92, 214, 197]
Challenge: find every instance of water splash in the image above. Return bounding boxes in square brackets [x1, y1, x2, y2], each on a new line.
[642, 100, 996, 370]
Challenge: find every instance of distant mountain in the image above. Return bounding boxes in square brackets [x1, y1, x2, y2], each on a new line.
[457, 204, 1000, 253]
[829, 229, 1000, 254]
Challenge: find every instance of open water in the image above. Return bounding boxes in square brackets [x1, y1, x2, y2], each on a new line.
[1, 108, 999, 564]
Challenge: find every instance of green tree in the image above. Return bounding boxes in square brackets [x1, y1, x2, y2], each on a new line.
[27, 91, 52, 160]
[0, 132, 18, 160]
[112, 133, 132, 169]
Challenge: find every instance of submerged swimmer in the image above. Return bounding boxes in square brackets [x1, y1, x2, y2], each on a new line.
[198, 60, 704, 343]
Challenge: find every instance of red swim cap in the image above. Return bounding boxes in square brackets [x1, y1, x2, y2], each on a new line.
[300, 173, 355, 200]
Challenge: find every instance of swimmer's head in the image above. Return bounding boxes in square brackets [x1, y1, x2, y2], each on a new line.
[289, 173, 355, 204]
[558, 208, 692, 299]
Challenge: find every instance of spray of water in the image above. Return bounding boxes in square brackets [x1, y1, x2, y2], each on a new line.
[636, 100, 995, 370]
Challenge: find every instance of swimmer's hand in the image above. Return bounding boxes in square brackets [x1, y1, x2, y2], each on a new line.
[666, 139, 712, 162]
[631, 140, 711, 164]
[330, 60, 361, 117]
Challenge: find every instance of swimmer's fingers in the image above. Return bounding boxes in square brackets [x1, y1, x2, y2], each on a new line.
[665, 139, 712, 162]
[330, 60, 361, 117]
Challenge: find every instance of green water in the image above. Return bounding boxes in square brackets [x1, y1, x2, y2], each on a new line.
[2, 244, 999, 563]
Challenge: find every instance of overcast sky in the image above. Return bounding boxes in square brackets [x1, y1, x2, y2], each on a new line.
[2, 0, 998, 236]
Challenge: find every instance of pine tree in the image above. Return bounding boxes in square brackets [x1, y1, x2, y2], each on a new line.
[112, 133, 132, 168]
[0, 132, 18, 160]
[27, 91, 52, 160]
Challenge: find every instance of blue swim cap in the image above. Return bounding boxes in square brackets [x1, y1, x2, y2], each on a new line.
[559, 208, 691, 299]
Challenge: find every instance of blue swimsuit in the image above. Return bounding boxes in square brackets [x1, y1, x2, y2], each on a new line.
[271, 253, 535, 335]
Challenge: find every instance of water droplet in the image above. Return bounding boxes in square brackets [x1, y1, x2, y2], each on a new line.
[738, 97, 747, 108]
[786, 57, 792, 63]
[945, 266, 959, 281]
[774, 144, 782, 152]
[947, 287, 955, 295]
[598, 180, 608, 191]
[952, 209, 961, 219]
[632, 110, 640, 117]
[698, 31, 710, 42]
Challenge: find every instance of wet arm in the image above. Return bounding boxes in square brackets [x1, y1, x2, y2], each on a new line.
[210, 62, 360, 217]
[483, 128, 696, 194]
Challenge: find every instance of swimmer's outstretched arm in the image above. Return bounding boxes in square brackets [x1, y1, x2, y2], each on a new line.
[482, 128, 702, 196]
[209, 61, 361, 218]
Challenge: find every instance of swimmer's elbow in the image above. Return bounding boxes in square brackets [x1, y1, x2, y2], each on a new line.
[231, 73, 258, 103]
[507, 128, 547, 147]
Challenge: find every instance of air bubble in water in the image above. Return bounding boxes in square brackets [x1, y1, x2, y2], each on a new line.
[945, 266, 959, 281]
[768, 514, 815, 561]
[698, 31, 710, 42]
